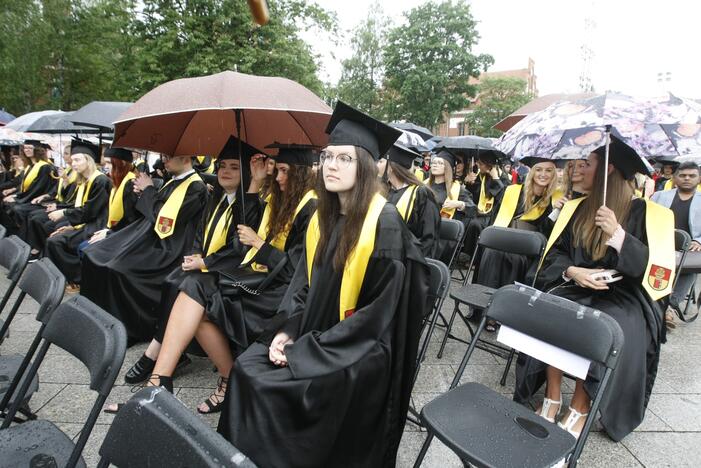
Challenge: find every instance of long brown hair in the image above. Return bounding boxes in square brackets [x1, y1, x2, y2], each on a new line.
[267, 163, 315, 242]
[315, 147, 380, 271]
[110, 158, 134, 189]
[33, 147, 49, 163]
[428, 156, 454, 197]
[523, 162, 557, 213]
[573, 154, 633, 260]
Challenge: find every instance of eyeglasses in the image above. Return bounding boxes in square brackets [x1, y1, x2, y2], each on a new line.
[319, 151, 356, 169]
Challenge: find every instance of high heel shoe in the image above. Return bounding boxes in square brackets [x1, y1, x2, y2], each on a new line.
[103, 374, 173, 414]
[535, 393, 562, 423]
[558, 406, 589, 438]
[197, 376, 228, 414]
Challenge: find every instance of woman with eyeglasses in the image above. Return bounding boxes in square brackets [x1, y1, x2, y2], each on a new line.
[215, 102, 430, 468]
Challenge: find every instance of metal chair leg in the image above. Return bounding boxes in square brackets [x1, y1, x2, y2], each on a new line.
[500, 349, 516, 386]
[437, 302, 460, 359]
[413, 432, 434, 468]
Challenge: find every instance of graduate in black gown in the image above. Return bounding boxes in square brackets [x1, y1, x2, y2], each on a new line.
[378, 142, 441, 258]
[216, 101, 430, 468]
[0, 149, 23, 192]
[80, 152, 208, 344]
[515, 138, 671, 442]
[45, 140, 111, 288]
[118, 138, 266, 388]
[128, 143, 318, 416]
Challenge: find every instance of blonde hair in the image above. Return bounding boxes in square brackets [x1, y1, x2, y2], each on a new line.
[73, 154, 98, 184]
[573, 154, 633, 260]
[523, 162, 558, 214]
[428, 157, 455, 197]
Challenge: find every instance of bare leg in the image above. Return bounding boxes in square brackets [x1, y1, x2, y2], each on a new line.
[144, 339, 162, 360]
[535, 366, 564, 421]
[152, 292, 205, 377]
[194, 320, 233, 413]
[559, 379, 591, 435]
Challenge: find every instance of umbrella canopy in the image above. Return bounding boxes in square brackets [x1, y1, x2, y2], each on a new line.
[396, 129, 427, 152]
[113, 71, 332, 157]
[390, 122, 434, 140]
[26, 111, 101, 134]
[437, 135, 502, 161]
[0, 109, 15, 125]
[494, 92, 597, 132]
[4, 110, 64, 132]
[70, 101, 133, 131]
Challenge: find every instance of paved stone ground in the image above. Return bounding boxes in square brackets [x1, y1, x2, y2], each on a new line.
[1, 274, 700, 467]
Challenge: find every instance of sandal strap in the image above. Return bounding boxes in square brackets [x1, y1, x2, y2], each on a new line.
[536, 393, 562, 422]
[558, 406, 589, 435]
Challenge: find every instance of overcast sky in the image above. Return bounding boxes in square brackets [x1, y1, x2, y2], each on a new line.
[302, 0, 699, 98]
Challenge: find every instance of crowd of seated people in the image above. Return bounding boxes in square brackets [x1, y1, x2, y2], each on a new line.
[0, 99, 693, 465]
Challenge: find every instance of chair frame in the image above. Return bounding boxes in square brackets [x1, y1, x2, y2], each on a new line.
[0, 236, 30, 338]
[671, 229, 699, 322]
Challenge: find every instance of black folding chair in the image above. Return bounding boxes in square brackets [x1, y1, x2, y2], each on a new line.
[0, 258, 64, 422]
[0, 296, 127, 468]
[672, 229, 699, 322]
[0, 235, 30, 333]
[97, 387, 257, 467]
[437, 226, 546, 383]
[407, 258, 450, 426]
[414, 285, 624, 468]
[437, 218, 465, 275]
[0, 224, 6, 240]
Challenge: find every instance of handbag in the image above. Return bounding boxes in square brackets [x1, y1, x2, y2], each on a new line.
[218, 256, 288, 296]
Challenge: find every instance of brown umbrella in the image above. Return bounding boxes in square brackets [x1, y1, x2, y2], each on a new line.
[112, 70, 332, 157]
[493, 92, 597, 132]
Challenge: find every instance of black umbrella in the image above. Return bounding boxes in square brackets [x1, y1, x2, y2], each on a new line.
[390, 122, 434, 140]
[26, 111, 101, 134]
[69, 101, 133, 131]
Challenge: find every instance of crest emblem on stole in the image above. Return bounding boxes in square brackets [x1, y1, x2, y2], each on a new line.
[647, 264, 671, 291]
[157, 216, 174, 235]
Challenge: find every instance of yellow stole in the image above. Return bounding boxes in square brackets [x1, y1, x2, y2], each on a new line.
[395, 185, 419, 221]
[662, 179, 701, 192]
[477, 174, 494, 214]
[107, 172, 136, 228]
[539, 197, 675, 301]
[73, 171, 104, 230]
[306, 193, 386, 321]
[21, 160, 49, 192]
[154, 173, 203, 239]
[494, 184, 551, 228]
[56, 168, 77, 203]
[242, 190, 317, 272]
[196, 156, 215, 174]
[439, 181, 461, 219]
[414, 168, 426, 181]
[199, 195, 235, 272]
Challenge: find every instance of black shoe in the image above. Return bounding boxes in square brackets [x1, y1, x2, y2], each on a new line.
[124, 354, 155, 384]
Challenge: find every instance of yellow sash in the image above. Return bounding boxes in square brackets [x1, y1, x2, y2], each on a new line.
[477, 174, 494, 214]
[493, 184, 522, 228]
[107, 172, 136, 228]
[414, 168, 426, 181]
[538, 197, 587, 271]
[242, 190, 317, 271]
[395, 185, 419, 221]
[306, 193, 386, 321]
[73, 171, 104, 230]
[154, 173, 203, 239]
[21, 160, 49, 192]
[56, 168, 77, 203]
[440, 181, 461, 219]
[196, 155, 215, 174]
[551, 188, 565, 206]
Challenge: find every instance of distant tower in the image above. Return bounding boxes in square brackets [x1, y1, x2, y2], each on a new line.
[579, 13, 596, 92]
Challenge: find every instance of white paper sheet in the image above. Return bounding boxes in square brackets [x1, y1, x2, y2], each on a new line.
[497, 325, 592, 380]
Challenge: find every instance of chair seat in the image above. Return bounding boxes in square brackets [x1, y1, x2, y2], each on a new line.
[0, 354, 39, 405]
[0, 419, 87, 468]
[421, 382, 576, 468]
[450, 284, 496, 310]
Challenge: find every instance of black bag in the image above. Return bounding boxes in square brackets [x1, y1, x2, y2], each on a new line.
[218, 257, 288, 296]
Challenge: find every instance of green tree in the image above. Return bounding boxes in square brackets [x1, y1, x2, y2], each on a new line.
[383, 0, 493, 129]
[465, 77, 532, 137]
[336, 2, 388, 116]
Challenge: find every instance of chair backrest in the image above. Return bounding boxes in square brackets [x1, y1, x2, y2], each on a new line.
[99, 387, 257, 468]
[0, 224, 6, 240]
[17, 258, 65, 324]
[437, 218, 465, 267]
[486, 285, 624, 369]
[478, 226, 547, 258]
[0, 235, 30, 282]
[425, 258, 450, 317]
[675, 229, 691, 252]
[43, 295, 126, 394]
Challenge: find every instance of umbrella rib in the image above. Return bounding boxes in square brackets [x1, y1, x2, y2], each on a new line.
[170, 112, 200, 156]
[287, 111, 314, 145]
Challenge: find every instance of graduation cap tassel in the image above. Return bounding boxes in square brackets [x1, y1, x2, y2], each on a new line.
[235, 109, 246, 222]
[603, 124, 611, 207]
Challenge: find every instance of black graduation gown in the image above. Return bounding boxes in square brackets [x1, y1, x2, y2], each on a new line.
[108, 178, 141, 232]
[19, 180, 79, 248]
[0, 163, 55, 231]
[192, 156, 218, 185]
[217, 205, 430, 468]
[204, 197, 317, 355]
[387, 184, 441, 258]
[154, 192, 263, 343]
[45, 175, 112, 283]
[80, 174, 208, 343]
[428, 181, 474, 263]
[514, 198, 664, 441]
[477, 191, 554, 290]
[463, 174, 505, 256]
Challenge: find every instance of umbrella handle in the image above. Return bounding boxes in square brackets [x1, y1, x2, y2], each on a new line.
[602, 126, 611, 207]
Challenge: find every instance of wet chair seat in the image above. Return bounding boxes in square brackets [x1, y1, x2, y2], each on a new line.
[0, 419, 86, 468]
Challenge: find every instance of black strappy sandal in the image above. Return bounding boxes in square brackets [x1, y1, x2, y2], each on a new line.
[103, 374, 173, 414]
[197, 376, 228, 414]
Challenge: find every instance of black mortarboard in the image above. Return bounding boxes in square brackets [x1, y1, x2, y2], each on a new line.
[387, 142, 420, 169]
[593, 135, 650, 180]
[325, 101, 401, 160]
[477, 150, 500, 165]
[520, 157, 557, 168]
[24, 139, 52, 150]
[70, 138, 99, 162]
[265, 143, 316, 166]
[218, 136, 265, 161]
[433, 147, 458, 168]
[104, 146, 133, 163]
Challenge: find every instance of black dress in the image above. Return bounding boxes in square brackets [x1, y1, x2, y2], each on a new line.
[217, 204, 430, 468]
[387, 184, 441, 258]
[153, 192, 263, 343]
[45, 175, 112, 284]
[80, 174, 208, 343]
[514, 198, 665, 441]
[204, 197, 317, 355]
